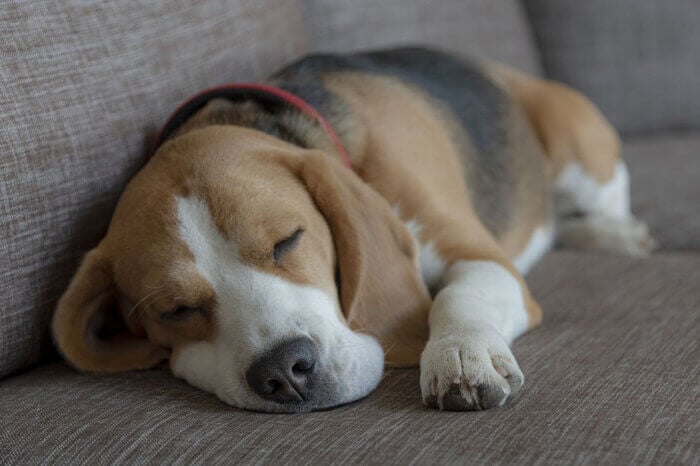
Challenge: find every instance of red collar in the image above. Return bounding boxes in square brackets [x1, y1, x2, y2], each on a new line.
[152, 83, 352, 170]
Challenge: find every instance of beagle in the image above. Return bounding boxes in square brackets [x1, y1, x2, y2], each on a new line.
[52, 47, 654, 412]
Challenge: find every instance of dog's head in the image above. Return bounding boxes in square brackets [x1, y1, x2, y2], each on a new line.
[53, 125, 430, 412]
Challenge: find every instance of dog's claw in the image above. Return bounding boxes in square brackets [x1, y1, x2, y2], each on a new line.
[420, 330, 524, 411]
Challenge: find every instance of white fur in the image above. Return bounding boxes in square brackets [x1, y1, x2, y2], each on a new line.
[430, 261, 528, 343]
[554, 161, 655, 255]
[420, 261, 527, 409]
[513, 223, 555, 274]
[170, 196, 384, 412]
[555, 160, 630, 219]
[402, 217, 446, 290]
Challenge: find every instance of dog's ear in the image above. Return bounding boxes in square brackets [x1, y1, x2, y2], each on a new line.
[52, 247, 168, 372]
[292, 152, 431, 365]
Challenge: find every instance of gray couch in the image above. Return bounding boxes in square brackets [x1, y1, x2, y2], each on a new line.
[1, 1, 698, 463]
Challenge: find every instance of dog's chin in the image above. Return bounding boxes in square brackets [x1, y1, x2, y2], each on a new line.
[237, 393, 372, 413]
[172, 330, 386, 413]
[232, 393, 365, 414]
[221, 332, 386, 413]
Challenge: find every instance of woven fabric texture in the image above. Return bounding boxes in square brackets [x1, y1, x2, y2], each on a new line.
[302, 0, 542, 75]
[523, 0, 700, 134]
[0, 0, 309, 378]
[1, 252, 698, 464]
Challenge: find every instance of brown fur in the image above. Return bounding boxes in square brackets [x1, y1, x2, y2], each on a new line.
[486, 62, 622, 182]
[321, 72, 544, 329]
[284, 151, 431, 365]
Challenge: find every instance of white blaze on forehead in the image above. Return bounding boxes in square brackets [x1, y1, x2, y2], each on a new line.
[171, 195, 384, 412]
[177, 196, 239, 282]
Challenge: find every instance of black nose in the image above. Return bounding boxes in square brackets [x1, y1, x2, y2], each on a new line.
[246, 337, 318, 403]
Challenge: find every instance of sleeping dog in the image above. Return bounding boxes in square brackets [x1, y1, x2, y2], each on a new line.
[53, 47, 654, 412]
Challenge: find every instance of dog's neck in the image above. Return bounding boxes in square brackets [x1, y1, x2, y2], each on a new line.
[170, 93, 361, 165]
[176, 97, 304, 142]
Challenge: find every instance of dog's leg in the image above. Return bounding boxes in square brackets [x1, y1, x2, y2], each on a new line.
[488, 62, 655, 255]
[554, 160, 656, 255]
[420, 251, 537, 410]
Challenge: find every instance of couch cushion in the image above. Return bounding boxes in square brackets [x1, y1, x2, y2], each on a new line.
[301, 0, 542, 75]
[1, 252, 697, 464]
[523, 0, 700, 134]
[0, 0, 308, 378]
[626, 133, 700, 251]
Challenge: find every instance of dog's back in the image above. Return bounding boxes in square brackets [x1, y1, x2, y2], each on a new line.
[271, 47, 551, 262]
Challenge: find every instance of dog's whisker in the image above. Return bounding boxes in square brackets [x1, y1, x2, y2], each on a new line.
[127, 287, 165, 317]
[351, 327, 382, 341]
[382, 342, 397, 358]
[335, 343, 367, 350]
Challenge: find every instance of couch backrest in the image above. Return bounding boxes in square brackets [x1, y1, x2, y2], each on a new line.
[523, 0, 700, 134]
[301, 0, 542, 75]
[0, 0, 309, 378]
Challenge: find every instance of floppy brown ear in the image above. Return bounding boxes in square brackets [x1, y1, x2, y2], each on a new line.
[294, 153, 431, 366]
[52, 247, 168, 372]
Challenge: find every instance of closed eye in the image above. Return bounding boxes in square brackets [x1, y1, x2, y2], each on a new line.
[273, 228, 304, 262]
[160, 306, 202, 321]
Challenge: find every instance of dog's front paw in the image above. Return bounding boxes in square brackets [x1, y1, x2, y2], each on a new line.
[420, 327, 523, 411]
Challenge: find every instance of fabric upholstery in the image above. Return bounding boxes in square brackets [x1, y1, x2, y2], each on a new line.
[0, 0, 309, 378]
[626, 133, 700, 251]
[522, 0, 700, 134]
[301, 0, 542, 75]
[1, 252, 698, 464]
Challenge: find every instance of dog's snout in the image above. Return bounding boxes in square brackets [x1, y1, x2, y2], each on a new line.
[246, 337, 318, 404]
